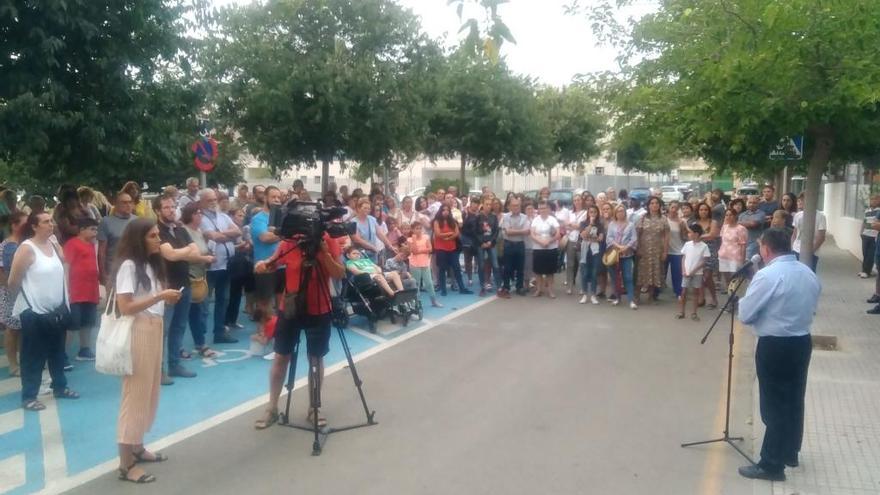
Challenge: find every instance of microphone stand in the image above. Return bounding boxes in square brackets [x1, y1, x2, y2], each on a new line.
[681, 273, 756, 465]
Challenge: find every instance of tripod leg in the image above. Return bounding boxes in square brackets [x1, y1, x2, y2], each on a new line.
[309, 356, 322, 455]
[282, 339, 300, 425]
[337, 326, 376, 424]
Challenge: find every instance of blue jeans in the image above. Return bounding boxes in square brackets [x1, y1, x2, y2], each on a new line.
[189, 300, 208, 348]
[477, 245, 502, 287]
[164, 285, 192, 368]
[580, 250, 601, 294]
[611, 257, 635, 301]
[502, 241, 525, 291]
[665, 254, 683, 297]
[206, 269, 230, 338]
[436, 250, 466, 294]
[746, 241, 760, 260]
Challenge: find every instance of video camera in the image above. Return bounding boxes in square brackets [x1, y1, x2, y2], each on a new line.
[271, 200, 354, 253]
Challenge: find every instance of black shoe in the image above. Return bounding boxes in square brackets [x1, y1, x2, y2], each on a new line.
[868, 295, 880, 304]
[737, 464, 785, 482]
[867, 305, 880, 315]
[214, 333, 239, 344]
[784, 456, 799, 468]
[459, 288, 474, 295]
[516, 288, 528, 296]
[169, 365, 197, 378]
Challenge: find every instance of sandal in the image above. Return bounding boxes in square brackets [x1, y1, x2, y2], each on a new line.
[691, 313, 701, 321]
[707, 303, 718, 309]
[53, 388, 80, 400]
[196, 346, 218, 358]
[254, 409, 278, 430]
[675, 313, 685, 319]
[133, 449, 168, 463]
[179, 349, 193, 360]
[307, 408, 328, 428]
[118, 462, 156, 484]
[23, 400, 46, 411]
[9, 367, 20, 377]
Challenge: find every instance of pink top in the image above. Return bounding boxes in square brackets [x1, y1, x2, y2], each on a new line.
[409, 235, 431, 268]
[718, 224, 748, 262]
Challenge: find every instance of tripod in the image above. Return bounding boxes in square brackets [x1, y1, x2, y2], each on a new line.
[276, 243, 378, 455]
[681, 274, 755, 465]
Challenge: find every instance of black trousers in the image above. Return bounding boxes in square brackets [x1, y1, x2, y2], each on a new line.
[861, 235, 877, 274]
[20, 310, 68, 403]
[756, 334, 812, 473]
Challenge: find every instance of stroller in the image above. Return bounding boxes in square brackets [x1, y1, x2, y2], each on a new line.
[344, 273, 423, 333]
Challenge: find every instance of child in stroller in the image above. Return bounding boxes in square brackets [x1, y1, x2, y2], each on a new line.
[343, 245, 422, 331]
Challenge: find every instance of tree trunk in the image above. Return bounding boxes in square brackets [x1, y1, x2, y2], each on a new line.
[460, 154, 467, 193]
[321, 157, 330, 196]
[547, 166, 552, 188]
[800, 126, 834, 268]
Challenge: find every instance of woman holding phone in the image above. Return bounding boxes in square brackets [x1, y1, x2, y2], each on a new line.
[112, 218, 182, 483]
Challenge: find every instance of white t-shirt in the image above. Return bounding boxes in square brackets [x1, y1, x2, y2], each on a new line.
[792, 211, 827, 254]
[531, 215, 560, 250]
[566, 210, 587, 242]
[116, 259, 164, 317]
[681, 240, 710, 276]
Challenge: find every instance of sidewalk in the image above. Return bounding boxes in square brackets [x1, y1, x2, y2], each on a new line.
[752, 239, 880, 495]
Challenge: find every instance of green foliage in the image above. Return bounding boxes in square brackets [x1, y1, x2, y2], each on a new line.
[0, 0, 235, 193]
[587, 0, 880, 173]
[204, 0, 438, 189]
[448, 0, 515, 63]
[537, 85, 604, 172]
[427, 178, 471, 197]
[426, 53, 549, 176]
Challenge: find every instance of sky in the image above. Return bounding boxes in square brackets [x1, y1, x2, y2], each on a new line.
[213, 0, 657, 87]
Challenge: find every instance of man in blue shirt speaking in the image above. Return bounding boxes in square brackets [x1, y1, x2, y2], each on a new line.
[737, 228, 821, 481]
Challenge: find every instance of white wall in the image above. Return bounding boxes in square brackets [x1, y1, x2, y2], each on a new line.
[824, 181, 863, 259]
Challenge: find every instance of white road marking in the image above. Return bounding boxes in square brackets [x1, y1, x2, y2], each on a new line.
[348, 327, 387, 344]
[0, 454, 26, 493]
[39, 397, 67, 493]
[36, 296, 498, 495]
[0, 408, 24, 436]
[214, 350, 250, 363]
[0, 377, 20, 396]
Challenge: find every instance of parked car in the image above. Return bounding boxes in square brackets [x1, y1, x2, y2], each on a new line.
[660, 185, 684, 203]
[629, 187, 652, 204]
[673, 183, 693, 200]
[735, 185, 760, 198]
[521, 189, 575, 209]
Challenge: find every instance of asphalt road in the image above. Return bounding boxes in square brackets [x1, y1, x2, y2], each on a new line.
[67, 290, 759, 495]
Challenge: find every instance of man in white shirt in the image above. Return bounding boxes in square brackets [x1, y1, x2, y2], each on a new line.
[791, 194, 827, 273]
[199, 189, 242, 344]
[627, 198, 646, 224]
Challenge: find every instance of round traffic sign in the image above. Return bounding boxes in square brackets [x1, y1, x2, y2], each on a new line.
[192, 137, 218, 172]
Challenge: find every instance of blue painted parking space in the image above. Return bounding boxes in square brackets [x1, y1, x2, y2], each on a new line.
[0, 291, 484, 494]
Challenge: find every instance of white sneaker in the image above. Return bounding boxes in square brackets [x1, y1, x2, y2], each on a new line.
[612, 299, 620, 306]
[566, 289, 573, 295]
[579, 295, 588, 304]
[859, 272, 869, 279]
[262, 352, 276, 361]
[591, 295, 599, 305]
[630, 301, 638, 310]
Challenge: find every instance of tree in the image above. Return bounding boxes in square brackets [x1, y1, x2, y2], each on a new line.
[0, 0, 231, 194]
[537, 85, 604, 186]
[582, 0, 880, 266]
[427, 52, 549, 190]
[205, 0, 437, 195]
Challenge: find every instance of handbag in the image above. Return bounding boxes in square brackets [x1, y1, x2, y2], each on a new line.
[190, 276, 208, 304]
[602, 247, 619, 267]
[95, 289, 134, 376]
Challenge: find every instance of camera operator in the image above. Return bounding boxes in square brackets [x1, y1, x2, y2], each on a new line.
[253, 232, 344, 430]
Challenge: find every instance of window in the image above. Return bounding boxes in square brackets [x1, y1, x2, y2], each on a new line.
[314, 176, 321, 185]
[595, 166, 604, 175]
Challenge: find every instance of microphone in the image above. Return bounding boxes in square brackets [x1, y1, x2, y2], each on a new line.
[732, 254, 762, 279]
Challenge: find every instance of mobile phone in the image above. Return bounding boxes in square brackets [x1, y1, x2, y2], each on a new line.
[178, 286, 185, 292]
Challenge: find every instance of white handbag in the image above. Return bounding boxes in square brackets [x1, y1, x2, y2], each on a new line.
[95, 289, 134, 376]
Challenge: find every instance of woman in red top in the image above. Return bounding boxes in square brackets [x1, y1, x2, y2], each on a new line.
[432, 205, 473, 297]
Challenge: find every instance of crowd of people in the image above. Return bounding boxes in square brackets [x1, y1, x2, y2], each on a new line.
[0, 177, 833, 483]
